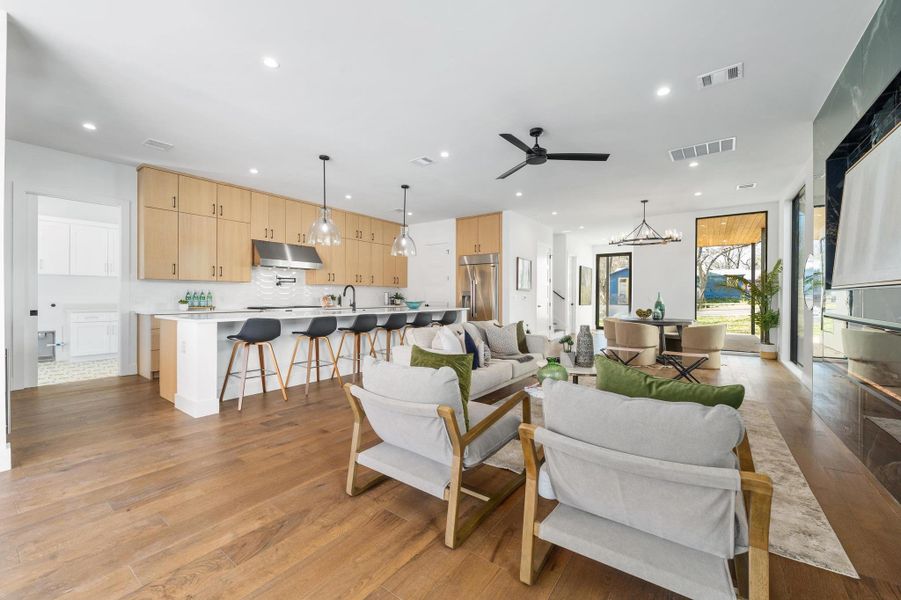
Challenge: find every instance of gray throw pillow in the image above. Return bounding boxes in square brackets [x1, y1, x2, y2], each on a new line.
[485, 323, 520, 355]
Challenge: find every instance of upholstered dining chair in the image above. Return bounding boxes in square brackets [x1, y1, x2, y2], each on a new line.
[520, 380, 772, 600]
[610, 321, 658, 366]
[602, 318, 618, 346]
[345, 358, 529, 548]
[681, 324, 728, 369]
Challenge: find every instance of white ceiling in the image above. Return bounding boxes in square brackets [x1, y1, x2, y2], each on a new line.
[3, 0, 880, 230]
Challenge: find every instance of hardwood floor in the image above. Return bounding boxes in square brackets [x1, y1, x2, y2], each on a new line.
[0, 355, 899, 599]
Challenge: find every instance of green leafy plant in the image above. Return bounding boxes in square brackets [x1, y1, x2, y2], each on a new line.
[559, 335, 574, 348]
[720, 259, 783, 345]
[392, 292, 405, 300]
[177, 299, 188, 304]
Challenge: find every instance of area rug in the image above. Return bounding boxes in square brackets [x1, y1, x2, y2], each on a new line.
[485, 380, 859, 579]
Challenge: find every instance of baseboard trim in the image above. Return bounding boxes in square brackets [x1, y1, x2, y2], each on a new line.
[0, 443, 11, 472]
[174, 394, 219, 418]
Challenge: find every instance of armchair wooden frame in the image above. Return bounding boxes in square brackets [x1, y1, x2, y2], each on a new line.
[519, 423, 773, 600]
[345, 384, 530, 549]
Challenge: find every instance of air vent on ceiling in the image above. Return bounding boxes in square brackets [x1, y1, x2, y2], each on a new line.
[697, 62, 744, 89]
[736, 183, 757, 190]
[668, 137, 736, 161]
[409, 156, 434, 167]
[143, 138, 174, 151]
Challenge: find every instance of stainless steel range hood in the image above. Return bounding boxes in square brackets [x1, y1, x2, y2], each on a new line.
[252, 240, 323, 270]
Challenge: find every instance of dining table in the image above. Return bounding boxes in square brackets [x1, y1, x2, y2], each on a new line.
[617, 315, 694, 355]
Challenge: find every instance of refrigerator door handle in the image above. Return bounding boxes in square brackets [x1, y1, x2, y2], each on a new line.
[470, 278, 477, 319]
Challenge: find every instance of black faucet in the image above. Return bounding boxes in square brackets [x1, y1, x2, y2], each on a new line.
[343, 285, 356, 312]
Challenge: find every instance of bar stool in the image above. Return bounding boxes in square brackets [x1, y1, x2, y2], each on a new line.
[401, 311, 434, 343]
[335, 314, 378, 382]
[286, 316, 343, 397]
[431, 311, 458, 326]
[219, 318, 287, 411]
[373, 313, 408, 362]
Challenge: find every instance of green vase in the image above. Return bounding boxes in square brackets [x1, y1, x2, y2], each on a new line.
[537, 357, 569, 384]
[654, 292, 666, 319]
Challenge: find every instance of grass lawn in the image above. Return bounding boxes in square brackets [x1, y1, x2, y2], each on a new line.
[696, 314, 753, 334]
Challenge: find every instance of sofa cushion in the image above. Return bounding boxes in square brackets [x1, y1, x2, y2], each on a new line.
[485, 323, 520, 355]
[471, 361, 513, 397]
[463, 322, 488, 346]
[404, 326, 437, 349]
[493, 353, 542, 378]
[595, 356, 744, 408]
[433, 326, 464, 353]
[463, 330, 481, 369]
[542, 379, 744, 468]
[362, 357, 465, 432]
[411, 346, 473, 429]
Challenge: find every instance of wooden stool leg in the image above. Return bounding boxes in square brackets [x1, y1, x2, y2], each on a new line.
[315, 338, 321, 383]
[265, 342, 288, 401]
[366, 332, 377, 358]
[219, 342, 239, 403]
[334, 332, 347, 379]
[285, 335, 303, 387]
[353, 334, 361, 382]
[325, 336, 343, 386]
[305, 336, 314, 397]
[258, 344, 267, 393]
[386, 329, 392, 362]
[238, 343, 250, 411]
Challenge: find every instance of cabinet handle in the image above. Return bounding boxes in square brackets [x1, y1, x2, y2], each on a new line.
[172, 196, 176, 208]
[297, 233, 301, 243]
[211, 265, 216, 276]
[219, 266, 223, 277]
[302, 233, 306, 243]
[212, 203, 216, 215]
[219, 205, 223, 217]
[172, 263, 176, 275]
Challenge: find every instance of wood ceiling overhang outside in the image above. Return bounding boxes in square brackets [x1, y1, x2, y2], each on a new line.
[696, 212, 766, 247]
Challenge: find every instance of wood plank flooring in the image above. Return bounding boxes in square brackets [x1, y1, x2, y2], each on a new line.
[0, 355, 899, 599]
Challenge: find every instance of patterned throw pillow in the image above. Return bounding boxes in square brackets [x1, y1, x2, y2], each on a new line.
[410, 345, 473, 429]
[485, 322, 520, 355]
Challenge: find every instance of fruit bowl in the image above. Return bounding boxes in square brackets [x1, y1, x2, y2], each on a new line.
[405, 301, 423, 309]
[635, 308, 652, 319]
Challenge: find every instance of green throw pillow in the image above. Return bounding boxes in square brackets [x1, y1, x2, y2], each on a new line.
[594, 355, 744, 409]
[516, 321, 528, 353]
[411, 345, 473, 429]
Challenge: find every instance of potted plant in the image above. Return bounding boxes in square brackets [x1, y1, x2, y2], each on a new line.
[391, 292, 405, 306]
[559, 334, 574, 353]
[177, 298, 189, 312]
[722, 259, 783, 360]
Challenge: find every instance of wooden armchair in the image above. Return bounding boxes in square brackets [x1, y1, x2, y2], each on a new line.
[345, 359, 529, 548]
[519, 379, 773, 599]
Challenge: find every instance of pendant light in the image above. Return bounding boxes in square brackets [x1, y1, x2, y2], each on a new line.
[390, 184, 417, 257]
[307, 154, 342, 246]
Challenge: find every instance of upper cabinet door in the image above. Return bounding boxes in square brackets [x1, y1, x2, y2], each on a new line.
[395, 255, 408, 288]
[457, 217, 479, 254]
[358, 242, 372, 285]
[217, 219, 251, 281]
[300, 203, 319, 245]
[477, 213, 501, 254]
[70, 223, 111, 276]
[37, 219, 71, 274]
[382, 221, 400, 247]
[140, 207, 179, 279]
[285, 200, 303, 245]
[250, 192, 270, 241]
[344, 238, 360, 283]
[359, 216, 372, 243]
[370, 219, 384, 245]
[267, 196, 286, 243]
[178, 213, 217, 281]
[345, 213, 360, 240]
[139, 168, 178, 211]
[371, 243, 385, 285]
[178, 175, 218, 217]
[217, 184, 251, 222]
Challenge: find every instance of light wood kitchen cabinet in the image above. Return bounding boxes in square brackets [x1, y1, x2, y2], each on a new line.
[345, 213, 372, 241]
[308, 210, 346, 284]
[382, 220, 400, 247]
[345, 239, 360, 283]
[370, 219, 385, 245]
[370, 244, 385, 285]
[216, 184, 251, 223]
[178, 213, 218, 281]
[456, 212, 501, 254]
[140, 207, 179, 279]
[138, 167, 179, 211]
[217, 219, 251, 281]
[383, 252, 408, 287]
[285, 200, 320, 245]
[250, 193, 286, 242]
[178, 176, 218, 218]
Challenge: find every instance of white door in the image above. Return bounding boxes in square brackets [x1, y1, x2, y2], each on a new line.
[106, 228, 120, 277]
[37, 220, 70, 274]
[535, 243, 552, 336]
[70, 224, 110, 276]
[568, 256, 578, 333]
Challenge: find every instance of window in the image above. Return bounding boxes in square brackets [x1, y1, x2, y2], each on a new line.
[595, 253, 632, 328]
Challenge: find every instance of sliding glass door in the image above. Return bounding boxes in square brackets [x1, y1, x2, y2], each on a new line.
[595, 253, 632, 328]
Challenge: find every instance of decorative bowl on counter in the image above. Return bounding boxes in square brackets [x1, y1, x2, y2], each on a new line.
[635, 308, 652, 320]
[405, 301, 423, 309]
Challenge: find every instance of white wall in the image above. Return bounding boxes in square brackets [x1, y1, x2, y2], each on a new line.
[563, 201, 783, 340]
[1, 11, 10, 471]
[404, 219, 456, 308]
[502, 211, 553, 331]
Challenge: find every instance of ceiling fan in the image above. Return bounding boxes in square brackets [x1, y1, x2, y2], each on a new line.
[496, 127, 610, 179]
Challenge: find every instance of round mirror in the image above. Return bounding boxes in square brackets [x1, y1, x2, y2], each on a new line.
[803, 253, 822, 311]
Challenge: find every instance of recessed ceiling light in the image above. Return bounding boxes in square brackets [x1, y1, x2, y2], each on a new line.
[439, 151, 450, 158]
[656, 86, 671, 97]
[82, 122, 96, 131]
[249, 168, 259, 174]
[515, 191, 523, 197]
[689, 161, 699, 168]
[345, 194, 352, 199]
[579, 226, 585, 230]
[262, 56, 279, 69]
[551, 211, 558, 216]
[407, 211, 413, 216]
[693, 191, 703, 197]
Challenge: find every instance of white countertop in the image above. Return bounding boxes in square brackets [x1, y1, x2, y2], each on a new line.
[154, 306, 467, 323]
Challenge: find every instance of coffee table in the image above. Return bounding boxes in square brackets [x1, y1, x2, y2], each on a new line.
[558, 351, 595, 384]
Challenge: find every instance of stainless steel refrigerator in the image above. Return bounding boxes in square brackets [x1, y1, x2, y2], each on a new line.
[458, 253, 498, 321]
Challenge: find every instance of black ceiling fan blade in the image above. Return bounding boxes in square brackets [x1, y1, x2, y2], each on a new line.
[499, 133, 534, 154]
[546, 153, 610, 161]
[496, 161, 528, 179]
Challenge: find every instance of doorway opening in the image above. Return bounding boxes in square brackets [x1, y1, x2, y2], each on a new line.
[595, 253, 632, 329]
[36, 196, 121, 386]
[695, 211, 767, 353]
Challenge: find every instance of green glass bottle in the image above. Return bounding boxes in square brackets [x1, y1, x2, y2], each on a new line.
[537, 357, 569, 384]
[654, 292, 666, 319]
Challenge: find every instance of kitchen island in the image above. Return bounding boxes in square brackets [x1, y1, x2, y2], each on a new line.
[154, 306, 468, 417]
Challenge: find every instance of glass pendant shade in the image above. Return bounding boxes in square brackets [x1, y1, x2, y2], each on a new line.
[390, 184, 416, 257]
[307, 206, 341, 246]
[390, 224, 417, 257]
